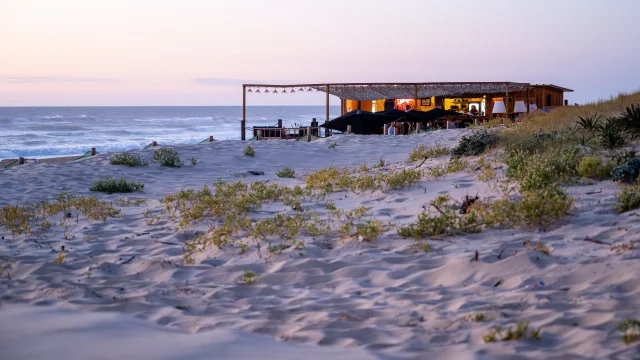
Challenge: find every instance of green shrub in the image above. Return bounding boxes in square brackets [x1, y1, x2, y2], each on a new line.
[611, 157, 640, 183]
[620, 104, 640, 141]
[244, 144, 255, 157]
[505, 146, 580, 192]
[451, 130, 496, 158]
[473, 187, 573, 227]
[577, 155, 614, 180]
[153, 148, 184, 167]
[398, 195, 481, 239]
[599, 117, 627, 150]
[408, 144, 450, 162]
[615, 184, 640, 213]
[383, 168, 423, 189]
[89, 177, 144, 194]
[276, 167, 296, 178]
[109, 152, 148, 167]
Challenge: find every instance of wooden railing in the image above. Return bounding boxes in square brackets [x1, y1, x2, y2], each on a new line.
[251, 126, 331, 141]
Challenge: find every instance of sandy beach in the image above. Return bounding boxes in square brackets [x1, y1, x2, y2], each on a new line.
[1, 129, 640, 359]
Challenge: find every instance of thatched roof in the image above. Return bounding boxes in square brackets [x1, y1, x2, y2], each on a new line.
[244, 82, 531, 101]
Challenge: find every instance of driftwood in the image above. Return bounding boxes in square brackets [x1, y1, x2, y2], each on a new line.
[585, 189, 603, 195]
[584, 237, 611, 246]
[121, 255, 135, 264]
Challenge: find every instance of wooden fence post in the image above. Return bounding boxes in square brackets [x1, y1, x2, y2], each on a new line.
[383, 124, 389, 135]
[90, 148, 96, 156]
[306, 127, 312, 142]
[152, 141, 157, 147]
[18, 157, 25, 165]
[278, 119, 283, 139]
[416, 123, 421, 134]
[346, 125, 352, 134]
[257, 130, 262, 141]
[208, 136, 214, 142]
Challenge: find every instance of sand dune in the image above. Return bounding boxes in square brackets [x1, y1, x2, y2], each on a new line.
[2, 130, 640, 359]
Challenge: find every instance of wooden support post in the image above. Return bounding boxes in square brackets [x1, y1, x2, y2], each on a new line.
[325, 85, 330, 138]
[306, 127, 311, 142]
[413, 84, 418, 110]
[152, 141, 157, 147]
[209, 136, 214, 142]
[446, 121, 451, 129]
[278, 119, 283, 139]
[241, 85, 247, 141]
[257, 130, 262, 141]
[474, 118, 479, 126]
[347, 125, 352, 134]
[526, 86, 530, 113]
[416, 123, 421, 134]
[505, 84, 510, 118]
[383, 124, 389, 135]
[90, 147, 96, 156]
[18, 157, 24, 165]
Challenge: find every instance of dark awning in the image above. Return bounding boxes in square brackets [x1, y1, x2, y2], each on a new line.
[320, 110, 398, 134]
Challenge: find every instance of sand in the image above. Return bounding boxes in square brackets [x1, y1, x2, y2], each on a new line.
[1, 130, 640, 359]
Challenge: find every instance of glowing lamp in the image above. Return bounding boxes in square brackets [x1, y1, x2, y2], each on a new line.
[492, 100, 507, 114]
[514, 101, 527, 113]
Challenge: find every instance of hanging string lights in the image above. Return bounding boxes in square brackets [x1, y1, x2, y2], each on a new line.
[247, 87, 252, 93]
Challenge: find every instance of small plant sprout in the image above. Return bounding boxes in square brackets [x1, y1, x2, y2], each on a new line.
[54, 251, 65, 264]
[618, 319, 640, 345]
[240, 268, 259, 285]
[244, 144, 255, 157]
[375, 159, 385, 168]
[329, 141, 338, 149]
[483, 321, 541, 343]
[189, 156, 198, 166]
[276, 167, 296, 178]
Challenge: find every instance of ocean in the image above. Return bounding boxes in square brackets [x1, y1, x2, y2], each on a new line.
[0, 106, 341, 160]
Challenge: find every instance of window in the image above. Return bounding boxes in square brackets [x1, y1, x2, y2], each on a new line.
[546, 94, 552, 107]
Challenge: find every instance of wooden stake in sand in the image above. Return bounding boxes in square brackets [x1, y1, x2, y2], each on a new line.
[208, 136, 214, 142]
[306, 127, 312, 142]
[152, 141, 157, 147]
[90, 148, 96, 156]
[347, 125, 352, 135]
[18, 157, 25, 165]
[383, 124, 389, 135]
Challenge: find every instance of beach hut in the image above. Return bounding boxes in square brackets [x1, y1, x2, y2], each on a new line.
[240, 82, 573, 140]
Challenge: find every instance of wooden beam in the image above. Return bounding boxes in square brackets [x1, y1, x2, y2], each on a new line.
[526, 86, 530, 113]
[242, 85, 246, 141]
[325, 85, 330, 137]
[505, 84, 510, 116]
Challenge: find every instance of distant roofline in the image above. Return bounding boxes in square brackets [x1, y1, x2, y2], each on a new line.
[531, 84, 574, 92]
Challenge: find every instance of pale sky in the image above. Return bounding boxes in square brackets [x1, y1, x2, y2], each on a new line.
[0, 0, 639, 106]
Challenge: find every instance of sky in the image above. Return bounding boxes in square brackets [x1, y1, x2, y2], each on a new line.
[0, 0, 639, 106]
